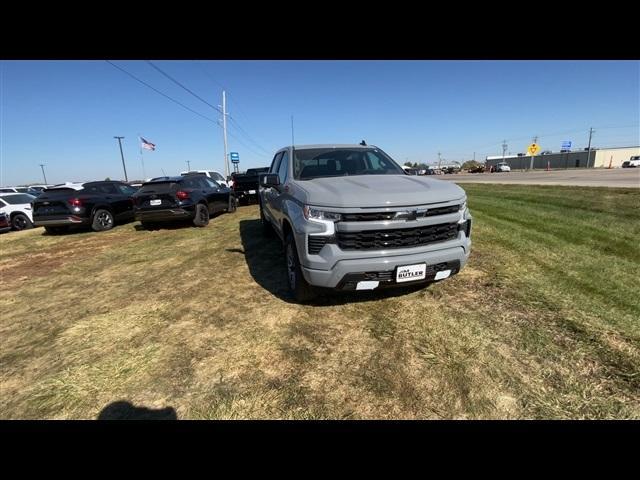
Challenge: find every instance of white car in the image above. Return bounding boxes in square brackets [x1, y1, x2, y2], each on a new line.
[0, 193, 36, 231]
[180, 170, 230, 187]
[622, 156, 640, 168]
[495, 162, 511, 172]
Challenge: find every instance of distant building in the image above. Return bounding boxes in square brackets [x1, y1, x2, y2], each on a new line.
[484, 146, 640, 169]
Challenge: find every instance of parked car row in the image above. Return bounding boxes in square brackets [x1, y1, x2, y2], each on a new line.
[0, 172, 237, 235]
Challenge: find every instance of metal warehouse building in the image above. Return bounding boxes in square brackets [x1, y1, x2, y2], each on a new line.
[485, 146, 640, 170]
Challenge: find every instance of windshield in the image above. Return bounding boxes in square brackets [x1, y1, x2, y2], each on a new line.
[1, 194, 36, 204]
[293, 148, 404, 180]
[210, 172, 225, 182]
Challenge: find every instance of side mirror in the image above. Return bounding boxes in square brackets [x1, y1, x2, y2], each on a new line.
[261, 174, 280, 188]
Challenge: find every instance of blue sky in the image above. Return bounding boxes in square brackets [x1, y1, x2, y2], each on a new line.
[1, 60, 638, 185]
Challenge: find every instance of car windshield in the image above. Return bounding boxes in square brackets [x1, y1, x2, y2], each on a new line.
[1, 194, 36, 204]
[293, 148, 404, 180]
[210, 172, 225, 182]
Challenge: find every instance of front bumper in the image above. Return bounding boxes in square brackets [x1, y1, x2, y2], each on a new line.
[34, 215, 88, 227]
[135, 207, 194, 222]
[301, 244, 470, 289]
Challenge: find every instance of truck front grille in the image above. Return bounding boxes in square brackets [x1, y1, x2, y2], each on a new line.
[341, 205, 460, 222]
[336, 222, 458, 250]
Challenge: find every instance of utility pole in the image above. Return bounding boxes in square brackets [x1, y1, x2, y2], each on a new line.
[529, 136, 538, 170]
[39, 164, 48, 184]
[186, 160, 191, 171]
[502, 140, 507, 161]
[437, 152, 442, 168]
[222, 90, 229, 180]
[585, 127, 594, 168]
[114, 136, 128, 182]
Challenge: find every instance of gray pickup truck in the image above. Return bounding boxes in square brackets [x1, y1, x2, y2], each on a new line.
[259, 144, 472, 301]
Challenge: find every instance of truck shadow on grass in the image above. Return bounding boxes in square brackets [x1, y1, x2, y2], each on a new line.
[97, 401, 177, 420]
[238, 219, 427, 306]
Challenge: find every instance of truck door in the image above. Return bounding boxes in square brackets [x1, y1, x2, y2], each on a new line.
[269, 150, 290, 229]
[263, 151, 283, 226]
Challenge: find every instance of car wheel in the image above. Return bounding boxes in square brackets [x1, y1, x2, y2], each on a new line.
[44, 226, 69, 235]
[284, 233, 316, 302]
[193, 203, 209, 227]
[12, 213, 33, 231]
[92, 209, 114, 232]
[260, 204, 273, 237]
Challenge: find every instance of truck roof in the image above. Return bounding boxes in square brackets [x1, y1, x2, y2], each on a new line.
[286, 144, 377, 150]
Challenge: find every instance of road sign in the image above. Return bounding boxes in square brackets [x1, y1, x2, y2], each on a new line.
[561, 140, 572, 150]
[231, 158, 239, 164]
[230, 152, 239, 161]
[527, 143, 540, 156]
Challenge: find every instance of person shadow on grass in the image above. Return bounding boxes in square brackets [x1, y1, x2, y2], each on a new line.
[97, 401, 177, 420]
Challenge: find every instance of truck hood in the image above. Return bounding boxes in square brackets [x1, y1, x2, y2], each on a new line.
[295, 175, 466, 208]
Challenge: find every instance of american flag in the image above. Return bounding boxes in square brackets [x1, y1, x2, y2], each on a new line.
[140, 137, 156, 151]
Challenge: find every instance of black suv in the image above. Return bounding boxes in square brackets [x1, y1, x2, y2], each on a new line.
[132, 175, 236, 228]
[33, 181, 137, 234]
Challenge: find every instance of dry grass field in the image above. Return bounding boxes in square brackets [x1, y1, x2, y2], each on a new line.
[1, 184, 638, 419]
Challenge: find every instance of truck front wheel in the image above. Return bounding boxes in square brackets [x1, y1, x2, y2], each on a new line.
[285, 233, 316, 303]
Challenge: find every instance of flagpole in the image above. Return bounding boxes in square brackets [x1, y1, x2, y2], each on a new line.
[138, 134, 146, 180]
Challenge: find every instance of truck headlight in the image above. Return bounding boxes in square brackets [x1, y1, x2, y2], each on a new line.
[459, 200, 467, 212]
[303, 206, 341, 222]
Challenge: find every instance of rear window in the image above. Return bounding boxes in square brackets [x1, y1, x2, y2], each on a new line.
[1, 194, 36, 204]
[137, 182, 179, 194]
[84, 183, 118, 195]
[246, 168, 269, 175]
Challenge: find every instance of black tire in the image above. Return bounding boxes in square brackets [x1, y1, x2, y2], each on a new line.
[193, 203, 209, 227]
[226, 195, 237, 213]
[12, 213, 33, 231]
[260, 204, 274, 237]
[91, 209, 114, 232]
[285, 233, 316, 302]
[44, 226, 69, 235]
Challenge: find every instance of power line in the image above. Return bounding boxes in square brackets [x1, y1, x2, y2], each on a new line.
[105, 61, 219, 125]
[226, 129, 270, 159]
[228, 116, 271, 155]
[194, 61, 272, 155]
[195, 60, 228, 91]
[145, 60, 223, 115]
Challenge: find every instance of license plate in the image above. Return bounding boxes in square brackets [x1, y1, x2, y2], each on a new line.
[150, 199, 161, 206]
[396, 263, 427, 283]
[249, 190, 256, 194]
